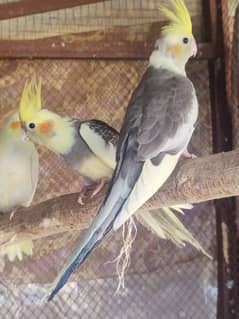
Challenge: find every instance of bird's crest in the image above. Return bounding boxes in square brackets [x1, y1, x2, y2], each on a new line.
[19, 78, 42, 122]
[161, 0, 192, 36]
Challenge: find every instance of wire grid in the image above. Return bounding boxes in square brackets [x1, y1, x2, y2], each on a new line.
[0, 0, 204, 40]
[0, 58, 217, 318]
[221, 1, 239, 231]
[221, 2, 239, 318]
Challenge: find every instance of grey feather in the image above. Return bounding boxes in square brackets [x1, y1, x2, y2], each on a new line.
[119, 67, 197, 162]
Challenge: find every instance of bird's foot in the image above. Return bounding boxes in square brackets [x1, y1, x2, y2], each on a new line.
[9, 207, 19, 221]
[90, 178, 108, 198]
[77, 186, 91, 205]
[181, 149, 197, 160]
[77, 179, 108, 205]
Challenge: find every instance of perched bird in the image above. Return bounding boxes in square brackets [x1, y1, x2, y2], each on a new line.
[0, 110, 39, 261]
[43, 0, 200, 300]
[47, 0, 200, 300]
[18, 80, 118, 204]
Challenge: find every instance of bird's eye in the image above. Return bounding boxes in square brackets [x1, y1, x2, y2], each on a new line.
[182, 37, 189, 44]
[28, 122, 36, 130]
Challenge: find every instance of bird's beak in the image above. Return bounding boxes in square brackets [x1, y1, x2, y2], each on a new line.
[20, 123, 29, 141]
[191, 39, 197, 57]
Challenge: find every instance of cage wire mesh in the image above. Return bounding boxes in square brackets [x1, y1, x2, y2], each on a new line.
[222, 0, 239, 231]
[0, 0, 220, 318]
[0, 59, 217, 318]
[0, 0, 204, 40]
[221, 1, 239, 316]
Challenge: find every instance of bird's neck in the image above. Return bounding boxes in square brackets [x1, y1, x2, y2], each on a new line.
[149, 50, 186, 76]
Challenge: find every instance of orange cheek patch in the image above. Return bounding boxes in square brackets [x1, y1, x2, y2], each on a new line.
[10, 121, 20, 131]
[39, 121, 54, 134]
[170, 44, 182, 57]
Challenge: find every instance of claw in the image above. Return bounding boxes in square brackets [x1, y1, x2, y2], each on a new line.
[77, 179, 109, 205]
[90, 178, 108, 198]
[77, 196, 85, 205]
[9, 207, 18, 221]
[181, 149, 197, 160]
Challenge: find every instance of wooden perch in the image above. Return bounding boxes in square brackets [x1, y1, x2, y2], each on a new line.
[0, 149, 239, 247]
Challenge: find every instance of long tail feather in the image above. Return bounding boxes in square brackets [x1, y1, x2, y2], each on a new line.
[137, 206, 211, 258]
[47, 159, 143, 301]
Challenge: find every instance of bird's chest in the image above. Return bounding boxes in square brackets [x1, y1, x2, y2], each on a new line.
[74, 156, 113, 181]
[188, 95, 198, 126]
[0, 143, 32, 211]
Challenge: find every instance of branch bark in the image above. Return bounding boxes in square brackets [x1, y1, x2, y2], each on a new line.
[0, 149, 239, 247]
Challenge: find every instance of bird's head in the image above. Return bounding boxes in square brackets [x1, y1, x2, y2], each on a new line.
[19, 78, 75, 154]
[150, 0, 197, 73]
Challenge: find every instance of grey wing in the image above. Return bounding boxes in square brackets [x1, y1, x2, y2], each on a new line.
[119, 67, 197, 163]
[112, 67, 197, 229]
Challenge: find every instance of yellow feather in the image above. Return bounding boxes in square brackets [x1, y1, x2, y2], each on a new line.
[0, 240, 34, 262]
[161, 0, 192, 36]
[19, 77, 42, 123]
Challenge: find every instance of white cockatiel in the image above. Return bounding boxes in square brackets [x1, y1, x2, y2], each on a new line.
[46, 0, 199, 300]
[0, 111, 39, 261]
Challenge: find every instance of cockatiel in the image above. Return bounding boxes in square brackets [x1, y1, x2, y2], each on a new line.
[0, 110, 39, 261]
[43, 0, 199, 300]
[18, 79, 208, 254]
[18, 79, 118, 203]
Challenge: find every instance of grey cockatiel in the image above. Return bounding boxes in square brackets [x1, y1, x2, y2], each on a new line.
[43, 0, 202, 300]
[0, 111, 39, 261]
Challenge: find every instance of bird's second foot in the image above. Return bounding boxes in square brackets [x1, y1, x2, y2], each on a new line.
[77, 179, 108, 205]
[9, 207, 19, 221]
[90, 178, 108, 198]
[181, 149, 197, 160]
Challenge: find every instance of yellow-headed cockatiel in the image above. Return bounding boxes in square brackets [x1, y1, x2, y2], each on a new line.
[18, 79, 118, 203]
[20, 0, 202, 300]
[0, 110, 39, 261]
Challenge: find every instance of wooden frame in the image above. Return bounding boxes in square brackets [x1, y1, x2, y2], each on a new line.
[0, 23, 217, 60]
[0, 38, 215, 60]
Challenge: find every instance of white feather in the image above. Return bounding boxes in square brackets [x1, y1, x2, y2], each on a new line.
[113, 152, 181, 230]
[0, 138, 39, 212]
[80, 123, 117, 170]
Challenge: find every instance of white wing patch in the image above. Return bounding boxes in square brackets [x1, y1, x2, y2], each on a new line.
[80, 123, 117, 170]
[113, 153, 181, 230]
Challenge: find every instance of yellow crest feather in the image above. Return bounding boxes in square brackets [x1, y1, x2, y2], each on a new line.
[19, 78, 42, 122]
[161, 0, 192, 36]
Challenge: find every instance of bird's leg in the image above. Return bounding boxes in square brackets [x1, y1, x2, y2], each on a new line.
[9, 207, 19, 221]
[90, 178, 109, 198]
[77, 178, 109, 205]
[181, 148, 197, 160]
[77, 183, 92, 205]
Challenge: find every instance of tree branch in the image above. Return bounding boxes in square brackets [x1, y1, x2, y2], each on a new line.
[0, 149, 239, 247]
